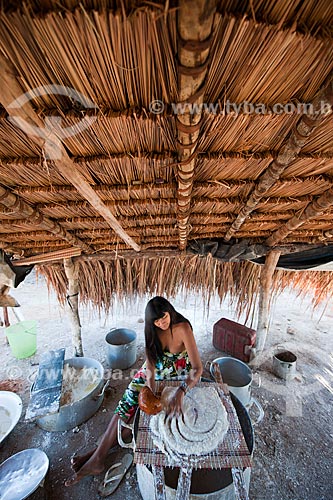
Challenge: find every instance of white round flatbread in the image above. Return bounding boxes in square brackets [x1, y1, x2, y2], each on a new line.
[150, 386, 229, 458]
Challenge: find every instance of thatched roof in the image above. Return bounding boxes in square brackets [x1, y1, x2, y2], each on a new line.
[0, 0, 333, 308]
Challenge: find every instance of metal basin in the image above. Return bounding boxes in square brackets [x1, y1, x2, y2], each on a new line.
[0, 391, 23, 445]
[210, 357, 264, 424]
[210, 357, 253, 406]
[0, 448, 49, 500]
[36, 357, 107, 432]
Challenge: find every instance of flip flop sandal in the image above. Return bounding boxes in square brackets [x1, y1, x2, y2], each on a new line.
[98, 453, 133, 497]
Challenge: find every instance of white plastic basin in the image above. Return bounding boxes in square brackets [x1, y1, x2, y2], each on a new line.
[0, 391, 23, 445]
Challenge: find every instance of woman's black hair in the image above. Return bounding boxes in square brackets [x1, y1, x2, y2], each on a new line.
[144, 296, 192, 364]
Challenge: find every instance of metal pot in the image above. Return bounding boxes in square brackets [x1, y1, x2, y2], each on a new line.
[210, 357, 264, 424]
[35, 357, 108, 432]
[118, 389, 254, 499]
[272, 349, 297, 380]
[105, 328, 137, 369]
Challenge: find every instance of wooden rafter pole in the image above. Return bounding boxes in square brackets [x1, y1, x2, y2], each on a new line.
[324, 229, 333, 238]
[0, 54, 140, 252]
[2, 151, 333, 166]
[256, 250, 281, 352]
[266, 186, 333, 247]
[176, 0, 217, 250]
[7, 242, 329, 266]
[0, 185, 91, 253]
[63, 258, 83, 357]
[224, 75, 333, 242]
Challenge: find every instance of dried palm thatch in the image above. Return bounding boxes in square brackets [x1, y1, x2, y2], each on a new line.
[37, 255, 333, 322]
[206, 15, 333, 104]
[216, 0, 333, 33]
[1, 0, 333, 313]
[273, 268, 333, 309]
[38, 255, 263, 318]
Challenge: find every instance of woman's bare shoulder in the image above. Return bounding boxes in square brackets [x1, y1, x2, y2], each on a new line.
[173, 321, 192, 335]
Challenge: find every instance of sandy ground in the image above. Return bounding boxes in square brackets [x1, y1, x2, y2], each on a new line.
[0, 270, 332, 500]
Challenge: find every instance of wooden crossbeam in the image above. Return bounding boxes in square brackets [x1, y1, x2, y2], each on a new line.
[223, 74, 333, 242]
[0, 53, 140, 252]
[7, 210, 333, 229]
[1, 151, 333, 166]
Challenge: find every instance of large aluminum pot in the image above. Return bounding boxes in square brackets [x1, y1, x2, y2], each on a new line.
[35, 357, 108, 432]
[105, 328, 137, 369]
[118, 389, 254, 499]
[210, 357, 264, 424]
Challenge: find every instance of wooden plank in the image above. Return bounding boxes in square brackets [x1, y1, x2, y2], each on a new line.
[231, 468, 250, 500]
[25, 348, 65, 421]
[151, 465, 166, 500]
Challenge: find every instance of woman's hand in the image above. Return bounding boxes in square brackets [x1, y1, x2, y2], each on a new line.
[165, 387, 184, 417]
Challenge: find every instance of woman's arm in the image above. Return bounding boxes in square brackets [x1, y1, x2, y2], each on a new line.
[182, 322, 203, 390]
[168, 323, 203, 416]
[145, 355, 156, 394]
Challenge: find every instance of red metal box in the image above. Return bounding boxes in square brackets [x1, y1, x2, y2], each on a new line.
[212, 318, 256, 363]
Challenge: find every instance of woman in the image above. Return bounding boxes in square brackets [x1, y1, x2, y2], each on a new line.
[66, 296, 203, 486]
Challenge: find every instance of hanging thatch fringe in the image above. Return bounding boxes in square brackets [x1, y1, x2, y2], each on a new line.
[37, 256, 333, 320]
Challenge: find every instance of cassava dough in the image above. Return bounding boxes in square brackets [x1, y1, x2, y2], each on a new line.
[150, 386, 229, 457]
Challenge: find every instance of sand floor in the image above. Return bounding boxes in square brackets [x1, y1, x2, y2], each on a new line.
[0, 271, 332, 500]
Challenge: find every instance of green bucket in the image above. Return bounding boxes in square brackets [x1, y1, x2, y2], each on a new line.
[6, 320, 37, 359]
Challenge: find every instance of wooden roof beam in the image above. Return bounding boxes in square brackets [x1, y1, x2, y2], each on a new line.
[223, 74, 333, 242]
[0, 185, 91, 253]
[2, 151, 333, 166]
[176, 0, 217, 250]
[0, 54, 140, 252]
[266, 186, 333, 247]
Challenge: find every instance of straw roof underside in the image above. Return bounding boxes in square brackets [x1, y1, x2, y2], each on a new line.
[0, 1, 333, 308]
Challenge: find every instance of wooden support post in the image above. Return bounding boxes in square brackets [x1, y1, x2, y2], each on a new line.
[63, 258, 83, 357]
[256, 250, 281, 352]
[3, 307, 9, 344]
[3, 307, 10, 328]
